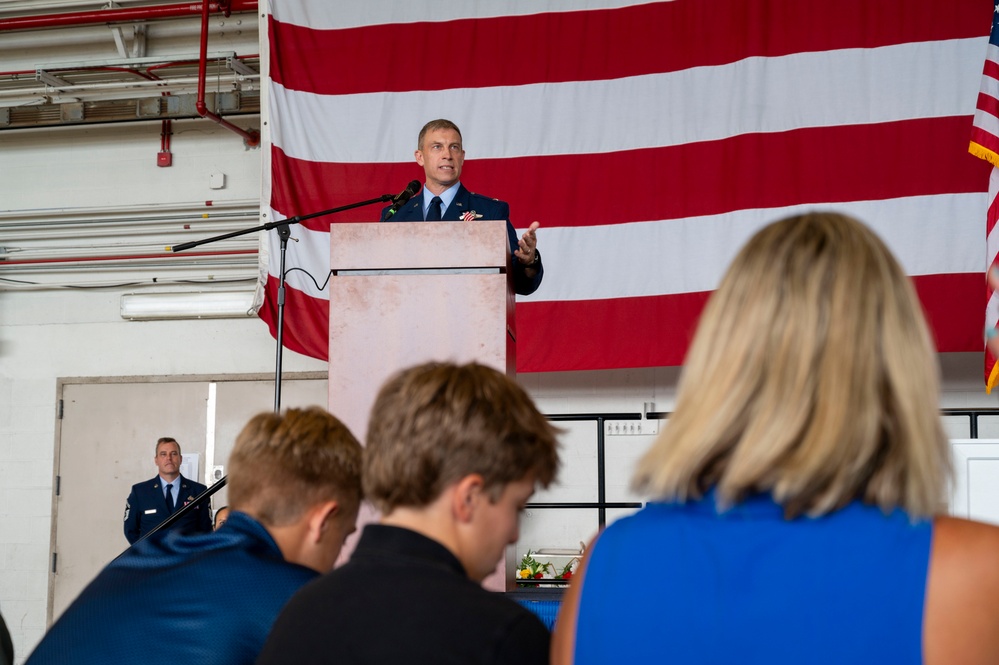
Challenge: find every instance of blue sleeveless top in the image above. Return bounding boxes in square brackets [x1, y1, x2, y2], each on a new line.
[574, 492, 932, 664]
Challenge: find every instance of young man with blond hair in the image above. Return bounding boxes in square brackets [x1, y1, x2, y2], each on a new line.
[28, 407, 362, 665]
[259, 361, 561, 665]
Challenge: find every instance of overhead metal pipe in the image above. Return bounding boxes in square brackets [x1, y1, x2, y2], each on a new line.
[0, 199, 257, 221]
[0, 249, 256, 266]
[0, 0, 257, 33]
[0, 73, 257, 101]
[195, 0, 260, 147]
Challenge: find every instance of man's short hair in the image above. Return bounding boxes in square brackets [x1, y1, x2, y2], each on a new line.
[364, 362, 560, 513]
[417, 119, 462, 150]
[228, 407, 363, 527]
[155, 437, 179, 453]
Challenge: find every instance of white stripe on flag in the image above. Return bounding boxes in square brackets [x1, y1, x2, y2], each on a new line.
[269, 0, 655, 30]
[268, 192, 985, 304]
[271, 39, 984, 164]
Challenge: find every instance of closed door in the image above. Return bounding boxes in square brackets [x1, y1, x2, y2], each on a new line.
[52, 381, 209, 622]
[49, 376, 328, 624]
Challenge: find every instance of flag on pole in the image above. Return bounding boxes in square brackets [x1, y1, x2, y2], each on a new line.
[258, 0, 991, 373]
[970, 2, 999, 393]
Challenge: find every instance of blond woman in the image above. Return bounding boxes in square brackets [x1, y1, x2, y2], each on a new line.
[553, 212, 999, 665]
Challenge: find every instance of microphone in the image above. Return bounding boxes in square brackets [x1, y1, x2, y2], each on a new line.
[383, 180, 421, 219]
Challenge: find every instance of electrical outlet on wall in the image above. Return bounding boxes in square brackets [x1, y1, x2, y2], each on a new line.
[605, 419, 660, 436]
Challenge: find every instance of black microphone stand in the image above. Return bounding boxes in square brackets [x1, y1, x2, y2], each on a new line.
[171, 193, 395, 410]
[125, 192, 395, 551]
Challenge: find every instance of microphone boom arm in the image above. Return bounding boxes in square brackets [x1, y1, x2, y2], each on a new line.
[167, 194, 394, 253]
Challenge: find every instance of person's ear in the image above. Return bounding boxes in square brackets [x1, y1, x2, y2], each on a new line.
[452, 474, 485, 523]
[308, 500, 340, 544]
[415, 149, 425, 166]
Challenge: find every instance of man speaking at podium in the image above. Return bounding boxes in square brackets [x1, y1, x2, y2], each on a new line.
[380, 119, 544, 296]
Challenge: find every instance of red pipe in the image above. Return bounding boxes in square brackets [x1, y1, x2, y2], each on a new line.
[195, 0, 260, 147]
[0, 0, 262, 146]
[158, 119, 173, 166]
[0, 0, 257, 32]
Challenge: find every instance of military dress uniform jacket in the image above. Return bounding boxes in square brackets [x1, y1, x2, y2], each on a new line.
[123, 474, 212, 544]
[380, 183, 544, 296]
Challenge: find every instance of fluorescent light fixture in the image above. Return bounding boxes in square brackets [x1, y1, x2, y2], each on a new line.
[120, 291, 255, 320]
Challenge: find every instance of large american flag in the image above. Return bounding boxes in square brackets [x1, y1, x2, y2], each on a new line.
[257, 0, 991, 374]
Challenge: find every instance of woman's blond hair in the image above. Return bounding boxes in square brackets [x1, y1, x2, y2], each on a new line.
[633, 211, 950, 519]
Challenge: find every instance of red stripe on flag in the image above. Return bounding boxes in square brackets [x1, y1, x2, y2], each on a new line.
[971, 122, 999, 161]
[983, 58, 999, 81]
[272, 117, 990, 228]
[988, 185, 999, 236]
[975, 90, 999, 116]
[259, 271, 983, 371]
[515, 292, 711, 371]
[516, 273, 983, 372]
[269, 0, 990, 95]
[259, 276, 331, 361]
[910, 273, 985, 352]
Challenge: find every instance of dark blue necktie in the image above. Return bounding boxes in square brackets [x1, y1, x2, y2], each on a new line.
[165, 483, 175, 513]
[427, 196, 442, 221]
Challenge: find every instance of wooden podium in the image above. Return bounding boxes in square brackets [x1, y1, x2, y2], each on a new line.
[328, 221, 517, 590]
[327, 220, 516, 454]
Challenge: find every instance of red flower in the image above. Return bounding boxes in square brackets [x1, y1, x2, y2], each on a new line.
[533, 572, 544, 579]
[561, 571, 573, 580]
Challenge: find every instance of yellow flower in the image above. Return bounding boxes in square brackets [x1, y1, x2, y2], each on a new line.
[518, 568, 532, 579]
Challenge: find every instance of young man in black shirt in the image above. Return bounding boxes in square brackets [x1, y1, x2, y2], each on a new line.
[258, 362, 561, 664]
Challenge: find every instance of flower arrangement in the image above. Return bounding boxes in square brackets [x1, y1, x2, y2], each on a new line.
[517, 550, 579, 583]
[517, 550, 550, 580]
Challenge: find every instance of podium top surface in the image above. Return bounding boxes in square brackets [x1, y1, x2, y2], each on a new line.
[330, 220, 511, 271]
